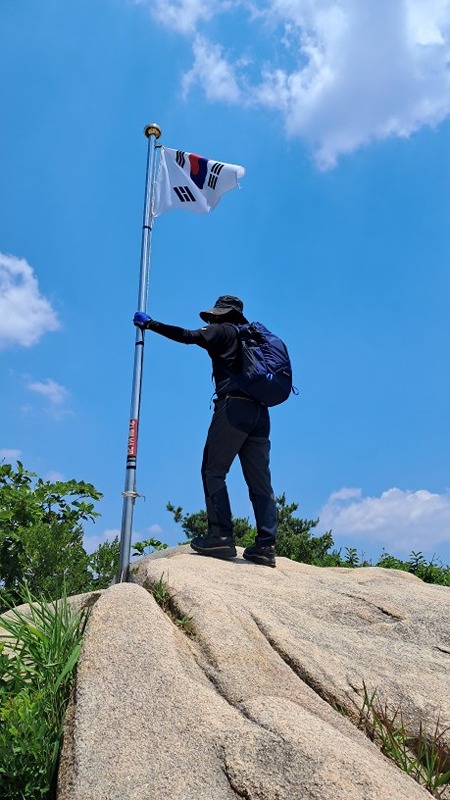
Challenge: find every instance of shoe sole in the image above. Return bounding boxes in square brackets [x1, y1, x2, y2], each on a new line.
[190, 543, 237, 560]
[243, 552, 276, 568]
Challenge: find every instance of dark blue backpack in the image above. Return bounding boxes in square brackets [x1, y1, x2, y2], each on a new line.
[233, 322, 294, 407]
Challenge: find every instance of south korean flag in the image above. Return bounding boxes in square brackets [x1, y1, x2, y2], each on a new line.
[154, 147, 245, 216]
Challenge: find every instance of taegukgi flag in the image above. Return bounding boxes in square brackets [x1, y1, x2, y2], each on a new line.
[154, 146, 245, 216]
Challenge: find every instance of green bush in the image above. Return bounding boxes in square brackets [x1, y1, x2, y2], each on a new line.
[0, 462, 119, 611]
[0, 586, 88, 800]
[377, 551, 450, 587]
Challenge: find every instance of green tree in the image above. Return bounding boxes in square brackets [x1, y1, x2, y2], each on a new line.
[88, 536, 120, 588]
[167, 494, 340, 564]
[166, 503, 208, 540]
[166, 502, 257, 547]
[0, 462, 106, 609]
[274, 494, 337, 563]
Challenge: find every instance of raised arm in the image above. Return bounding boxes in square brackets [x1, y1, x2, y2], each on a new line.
[133, 312, 206, 346]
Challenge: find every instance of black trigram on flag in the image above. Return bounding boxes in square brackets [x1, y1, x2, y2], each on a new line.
[173, 186, 196, 203]
[208, 162, 224, 190]
[176, 151, 186, 168]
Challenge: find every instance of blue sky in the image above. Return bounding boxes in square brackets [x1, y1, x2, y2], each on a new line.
[1, 0, 450, 564]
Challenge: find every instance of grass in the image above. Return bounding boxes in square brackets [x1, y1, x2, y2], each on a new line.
[356, 682, 450, 798]
[150, 573, 195, 637]
[0, 586, 88, 800]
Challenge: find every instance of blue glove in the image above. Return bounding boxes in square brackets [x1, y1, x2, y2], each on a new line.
[133, 311, 152, 328]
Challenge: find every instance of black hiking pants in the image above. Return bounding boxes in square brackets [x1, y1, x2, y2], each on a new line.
[201, 396, 278, 543]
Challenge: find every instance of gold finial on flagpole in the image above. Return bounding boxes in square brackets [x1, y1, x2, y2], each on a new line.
[144, 123, 162, 139]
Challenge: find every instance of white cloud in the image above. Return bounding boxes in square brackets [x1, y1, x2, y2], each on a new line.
[327, 487, 362, 502]
[147, 0, 228, 34]
[147, 523, 164, 535]
[319, 486, 450, 553]
[261, 0, 450, 167]
[182, 36, 242, 103]
[104, 528, 121, 538]
[84, 528, 120, 555]
[83, 527, 165, 556]
[44, 470, 65, 482]
[0, 253, 60, 348]
[0, 448, 22, 460]
[146, 0, 450, 167]
[83, 525, 166, 557]
[27, 379, 68, 405]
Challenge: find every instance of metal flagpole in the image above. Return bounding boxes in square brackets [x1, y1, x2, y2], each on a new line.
[116, 122, 162, 583]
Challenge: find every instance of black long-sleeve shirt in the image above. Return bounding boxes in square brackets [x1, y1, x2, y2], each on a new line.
[146, 320, 242, 396]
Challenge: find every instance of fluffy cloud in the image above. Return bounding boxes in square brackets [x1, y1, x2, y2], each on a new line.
[182, 36, 242, 103]
[147, 0, 228, 34]
[146, 0, 450, 167]
[44, 471, 66, 482]
[0, 252, 60, 348]
[148, 523, 164, 535]
[84, 528, 120, 556]
[319, 486, 450, 553]
[27, 379, 68, 405]
[0, 448, 22, 460]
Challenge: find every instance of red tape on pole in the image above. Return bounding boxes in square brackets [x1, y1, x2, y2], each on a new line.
[127, 418, 138, 459]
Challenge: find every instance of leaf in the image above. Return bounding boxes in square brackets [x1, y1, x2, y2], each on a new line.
[433, 769, 450, 787]
[54, 643, 81, 692]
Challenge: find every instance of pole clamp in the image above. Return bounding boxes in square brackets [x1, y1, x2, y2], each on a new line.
[122, 490, 146, 501]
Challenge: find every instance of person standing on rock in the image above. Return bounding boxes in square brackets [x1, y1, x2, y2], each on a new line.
[133, 296, 278, 568]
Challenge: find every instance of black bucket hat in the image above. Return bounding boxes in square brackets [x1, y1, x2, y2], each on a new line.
[200, 295, 248, 324]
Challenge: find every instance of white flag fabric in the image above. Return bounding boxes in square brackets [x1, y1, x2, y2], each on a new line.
[153, 147, 245, 217]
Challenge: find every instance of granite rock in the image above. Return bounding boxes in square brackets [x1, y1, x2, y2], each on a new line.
[57, 548, 449, 799]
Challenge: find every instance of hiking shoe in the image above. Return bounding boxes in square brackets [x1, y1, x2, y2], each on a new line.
[243, 542, 276, 568]
[190, 534, 237, 560]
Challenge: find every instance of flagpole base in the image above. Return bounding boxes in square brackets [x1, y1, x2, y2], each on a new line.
[144, 123, 162, 139]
